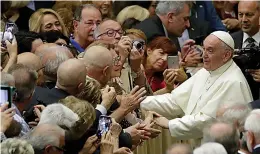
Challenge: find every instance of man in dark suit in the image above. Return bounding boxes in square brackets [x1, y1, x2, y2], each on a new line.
[244, 109, 260, 154]
[134, 1, 190, 44]
[231, 1, 260, 100]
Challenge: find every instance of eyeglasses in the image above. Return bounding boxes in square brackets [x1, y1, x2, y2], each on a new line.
[97, 29, 126, 38]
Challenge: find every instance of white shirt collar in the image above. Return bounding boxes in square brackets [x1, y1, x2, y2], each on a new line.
[243, 31, 260, 46]
[209, 59, 233, 76]
[254, 144, 260, 149]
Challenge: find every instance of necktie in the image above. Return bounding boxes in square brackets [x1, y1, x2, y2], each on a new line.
[246, 37, 256, 47]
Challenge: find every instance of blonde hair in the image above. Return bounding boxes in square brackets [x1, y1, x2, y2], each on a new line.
[0, 138, 34, 154]
[116, 5, 150, 25]
[59, 96, 96, 139]
[55, 8, 74, 35]
[76, 75, 102, 107]
[126, 28, 147, 43]
[29, 8, 68, 36]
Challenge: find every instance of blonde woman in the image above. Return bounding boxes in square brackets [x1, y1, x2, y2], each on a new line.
[29, 8, 68, 36]
[116, 5, 150, 25]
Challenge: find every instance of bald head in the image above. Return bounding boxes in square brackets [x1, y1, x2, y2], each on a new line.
[83, 46, 113, 86]
[17, 52, 42, 71]
[83, 46, 112, 69]
[210, 122, 233, 138]
[57, 59, 86, 94]
[167, 144, 192, 154]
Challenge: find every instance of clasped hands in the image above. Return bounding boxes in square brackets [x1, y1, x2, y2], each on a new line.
[144, 111, 170, 130]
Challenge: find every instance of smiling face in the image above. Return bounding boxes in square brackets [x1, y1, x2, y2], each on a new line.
[41, 14, 62, 33]
[202, 35, 232, 71]
[238, 1, 260, 36]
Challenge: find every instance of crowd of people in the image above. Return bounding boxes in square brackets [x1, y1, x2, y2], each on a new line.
[0, 1, 260, 154]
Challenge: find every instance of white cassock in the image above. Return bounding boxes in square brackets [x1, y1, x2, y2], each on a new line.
[141, 59, 253, 141]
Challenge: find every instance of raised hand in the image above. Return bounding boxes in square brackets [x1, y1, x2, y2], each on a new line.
[100, 131, 114, 154]
[79, 134, 100, 154]
[0, 103, 15, 133]
[101, 85, 117, 110]
[119, 86, 146, 114]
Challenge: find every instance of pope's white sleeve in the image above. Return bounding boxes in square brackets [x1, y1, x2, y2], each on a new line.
[168, 112, 213, 139]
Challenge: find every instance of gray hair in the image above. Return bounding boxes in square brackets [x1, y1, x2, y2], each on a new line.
[193, 142, 227, 154]
[244, 109, 260, 142]
[26, 124, 64, 154]
[0, 72, 15, 86]
[43, 48, 70, 80]
[221, 41, 234, 53]
[220, 103, 252, 129]
[39, 103, 79, 131]
[202, 121, 240, 154]
[8, 64, 37, 102]
[0, 138, 34, 154]
[156, 1, 187, 16]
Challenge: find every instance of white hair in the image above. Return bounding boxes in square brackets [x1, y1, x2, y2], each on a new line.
[25, 124, 64, 153]
[156, 1, 187, 16]
[244, 109, 260, 142]
[0, 138, 34, 154]
[221, 103, 252, 128]
[193, 142, 227, 154]
[39, 103, 79, 130]
[43, 49, 70, 79]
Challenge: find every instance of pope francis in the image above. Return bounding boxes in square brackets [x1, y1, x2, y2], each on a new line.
[140, 31, 253, 143]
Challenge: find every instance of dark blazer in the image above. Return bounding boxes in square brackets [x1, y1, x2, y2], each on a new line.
[134, 15, 166, 43]
[250, 99, 260, 109]
[231, 31, 260, 100]
[253, 146, 260, 154]
[231, 30, 243, 49]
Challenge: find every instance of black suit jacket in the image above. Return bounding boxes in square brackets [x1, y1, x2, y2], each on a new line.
[231, 31, 260, 100]
[134, 15, 166, 43]
[253, 146, 260, 154]
[250, 99, 260, 109]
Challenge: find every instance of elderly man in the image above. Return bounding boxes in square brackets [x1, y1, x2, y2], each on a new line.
[7, 64, 38, 135]
[202, 121, 240, 154]
[232, 1, 260, 100]
[94, 19, 151, 95]
[244, 109, 260, 154]
[71, 4, 102, 52]
[141, 31, 253, 144]
[17, 52, 45, 86]
[35, 43, 72, 89]
[26, 124, 66, 154]
[37, 59, 86, 105]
